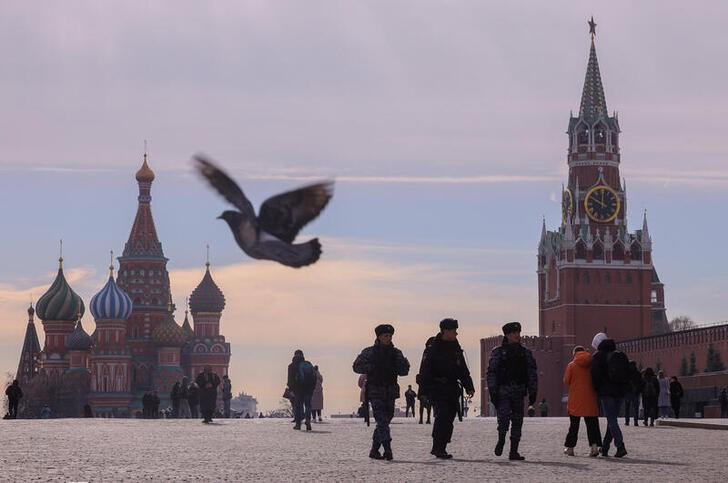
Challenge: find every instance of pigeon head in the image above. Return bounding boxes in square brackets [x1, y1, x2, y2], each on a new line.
[217, 210, 245, 226]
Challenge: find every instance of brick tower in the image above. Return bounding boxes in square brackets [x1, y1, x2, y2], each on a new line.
[15, 303, 41, 386]
[537, 20, 669, 348]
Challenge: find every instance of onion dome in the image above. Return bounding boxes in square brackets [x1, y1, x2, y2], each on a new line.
[90, 265, 133, 320]
[152, 309, 187, 347]
[36, 258, 85, 321]
[66, 319, 93, 351]
[135, 154, 155, 182]
[189, 262, 226, 313]
[181, 310, 194, 339]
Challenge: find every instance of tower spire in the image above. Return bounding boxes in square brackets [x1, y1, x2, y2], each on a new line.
[579, 17, 608, 122]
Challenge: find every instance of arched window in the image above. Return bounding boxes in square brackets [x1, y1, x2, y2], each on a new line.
[575, 240, 587, 259]
[594, 123, 607, 144]
[577, 128, 589, 145]
[630, 242, 642, 262]
[593, 242, 604, 261]
[612, 241, 625, 261]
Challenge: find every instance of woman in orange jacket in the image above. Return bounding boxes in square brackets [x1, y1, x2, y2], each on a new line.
[563, 346, 602, 456]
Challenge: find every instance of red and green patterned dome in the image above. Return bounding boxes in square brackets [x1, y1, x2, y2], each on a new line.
[36, 258, 85, 321]
[152, 311, 186, 347]
[189, 264, 225, 314]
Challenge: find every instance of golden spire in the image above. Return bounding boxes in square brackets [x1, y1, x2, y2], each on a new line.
[206, 244, 211, 270]
[59, 239, 64, 268]
[109, 250, 115, 276]
[135, 141, 155, 182]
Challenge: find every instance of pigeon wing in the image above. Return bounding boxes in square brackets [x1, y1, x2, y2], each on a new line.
[193, 155, 255, 218]
[258, 181, 334, 243]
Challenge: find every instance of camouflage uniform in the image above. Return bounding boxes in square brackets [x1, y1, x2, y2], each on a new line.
[486, 338, 538, 457]
[353, 339, 410, 451]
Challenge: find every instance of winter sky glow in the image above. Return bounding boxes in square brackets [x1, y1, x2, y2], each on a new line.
[1, 1, 727, 412]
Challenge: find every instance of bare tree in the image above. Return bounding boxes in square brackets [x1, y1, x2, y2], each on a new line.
[669, 315, 695, 332]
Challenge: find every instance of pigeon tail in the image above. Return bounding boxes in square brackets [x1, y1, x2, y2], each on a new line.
[256, 238, 322, 268]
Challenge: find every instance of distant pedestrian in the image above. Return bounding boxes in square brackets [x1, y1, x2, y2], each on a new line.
[178, 377, 191, 419]
[719, 387, 728, 418]
[196, 366, 221, 423]
[669, 376, 684, 419]
[641, 368, 659, 426]
[657, 371, 671, 418]
[539, 398, 549, 417]
[170, 381, 181, 418]
[5, 380, 23, 419]
[311, 366, 324, 422]
[590, 332, 629, 457]
[83, 404, 93, 418]
[151, 390, 160, 418]
[562, 346, 601, 457]
[623, 360, 643, 426]
[404, 385, 417, 417]
[222, 375, 233, 418]
[40, 404, 51, 419]
[419, 318, 475, 460]
[417, 338, 433, 425]
[188, 383, 200, 419]
[287, 350, 316, 430]
[353, 324, 410, 461]
[486, 321, 537, 461]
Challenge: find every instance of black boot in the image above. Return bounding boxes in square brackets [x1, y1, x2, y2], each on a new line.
[494, 435, 506, 456]
[431, 440, 452, 459]
[382, 441, 393, 461]
[615, 443, 628, 458]
[369, 441, 383, 460]
[508, 438, 525, 460]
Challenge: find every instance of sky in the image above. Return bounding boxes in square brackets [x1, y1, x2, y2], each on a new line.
[1, 1, 727, 414]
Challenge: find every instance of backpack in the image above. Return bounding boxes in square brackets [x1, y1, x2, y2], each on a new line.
[297, 360, 316, 390]
[606, 350, 630, 386]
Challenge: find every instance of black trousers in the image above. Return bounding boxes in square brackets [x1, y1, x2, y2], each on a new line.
[671, 398, 681, 418]
[419, 401, 431, 423]
[564, 415, 601, 448]
[8, 399, 19, 418]
[431, 399, 458, 452]
[405, 402, 415, 417]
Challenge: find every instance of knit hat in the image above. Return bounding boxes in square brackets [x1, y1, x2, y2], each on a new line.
[572, 345, 586, 355]
[502, 321, 522, 335]
[439, 318, 458, 330]
[591, 332, 608, 350]
[375, 324, 395, 336]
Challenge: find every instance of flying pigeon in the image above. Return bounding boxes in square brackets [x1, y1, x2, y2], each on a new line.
[193, 155, 334, 268]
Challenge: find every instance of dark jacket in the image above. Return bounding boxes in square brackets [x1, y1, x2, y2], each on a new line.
[590, 338, 628, 398]
[404, 388, 417, 404]
[287, 355, 316, 396]
[486, 338, 538, 405]
[5, 381, 22, 401]
[418, 334, 475, 402]
[642, 368, 660, 403]
[669, 380, 684, 402]
[187, 384, 200, 406]
[353, 339, 410, 401]
[170, 382, 181, 402]
[195, 371, 221, 405]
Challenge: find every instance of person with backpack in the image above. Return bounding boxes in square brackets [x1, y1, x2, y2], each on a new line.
[287, 349, 316, 430]
[669, 376, 684, 418]
[641, 367, 659, 426]
[562, 346, 601, 457]
[623, 360, 643, 426]
[486, 321, 537, 461]
[353, 324, 410, 460]
[590, 332, 629, 457]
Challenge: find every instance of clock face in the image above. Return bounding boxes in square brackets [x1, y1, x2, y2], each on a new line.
[562, 188, 574, 223]
[584, 185, 620, 223]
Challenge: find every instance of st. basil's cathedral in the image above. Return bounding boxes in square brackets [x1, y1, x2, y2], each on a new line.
[14, 155, 231, 417]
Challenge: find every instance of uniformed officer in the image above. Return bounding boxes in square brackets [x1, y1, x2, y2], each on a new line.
[417, 318, 475, 459]
[352, 324, 410, 460]
[486, 321, 538, 460]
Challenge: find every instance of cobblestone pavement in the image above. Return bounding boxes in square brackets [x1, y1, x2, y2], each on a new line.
[1, 417, 726, 481]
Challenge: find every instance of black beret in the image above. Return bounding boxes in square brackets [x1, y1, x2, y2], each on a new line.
[375, 324, 395, 336]
[439, 318, 458, 330]
[502, 321, 522, 335]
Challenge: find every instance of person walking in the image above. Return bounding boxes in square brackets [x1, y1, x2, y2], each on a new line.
[311, 366, 324, 422]
[562, 346, 601, 457]
[5, 380, 23, 419]
[418, 388, 431, 424]
[657, 370, 671, 418]
[178, 377, 191, 419]
[287, 350, 316, 431]
[623, 360, 642, 426]
[196, 366, 221, 423]
[641, 368, 659, 426]
[151, 390, 160, 419]
[486, 321, 538, 461]
[590, 332, 629, 457]
[188, 382, 200, 419]
[353, 324, 410, 461]
[222, 375, 233, 418]
[418, 318, 475, 460]
[170, 381, 181, 418]
[669, 376, 684, 419]
[404, 385, 417, 417]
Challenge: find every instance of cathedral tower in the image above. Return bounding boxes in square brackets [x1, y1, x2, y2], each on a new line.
[537, 19, 668, 348]
[15, 303, 41, 385]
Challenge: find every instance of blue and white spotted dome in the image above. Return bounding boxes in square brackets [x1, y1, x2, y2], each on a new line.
[90, 275, 133, 320]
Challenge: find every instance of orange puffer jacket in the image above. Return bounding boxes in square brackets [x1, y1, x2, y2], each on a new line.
[563, 350, 599, 417]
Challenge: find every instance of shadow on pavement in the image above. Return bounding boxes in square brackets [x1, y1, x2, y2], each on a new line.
[600, 458, 688, 466]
